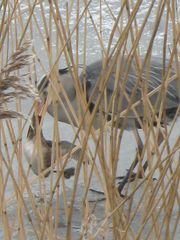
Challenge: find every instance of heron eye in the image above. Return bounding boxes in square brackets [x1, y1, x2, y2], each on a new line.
[43, 90, 47, 96]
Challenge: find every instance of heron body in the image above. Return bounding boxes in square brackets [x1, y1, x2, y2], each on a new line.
[40, 57, 179, 128]
[37, 56, 179, 194]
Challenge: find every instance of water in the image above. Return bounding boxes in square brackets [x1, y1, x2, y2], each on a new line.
[1, 0, 180, 239]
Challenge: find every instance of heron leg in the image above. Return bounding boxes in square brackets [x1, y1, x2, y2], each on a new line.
[89, 129, 164, 199]
[118, 129, 164, 195]
[117, 128, 144, 195]
[89, 128, 144, 198]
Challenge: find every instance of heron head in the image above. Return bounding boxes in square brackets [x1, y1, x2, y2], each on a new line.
[27, 96, 43, 139]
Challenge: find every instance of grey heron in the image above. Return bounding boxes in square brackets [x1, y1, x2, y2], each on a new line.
[37, 55, 179, 195]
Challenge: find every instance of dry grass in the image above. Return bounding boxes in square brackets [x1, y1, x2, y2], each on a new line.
[0, 0, 179, 239]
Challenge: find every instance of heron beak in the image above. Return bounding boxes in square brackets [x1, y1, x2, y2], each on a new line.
[37, 95, 50, 117]
[37, 98, 44, 117]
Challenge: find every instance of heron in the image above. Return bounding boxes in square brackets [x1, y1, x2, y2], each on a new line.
[37, 55, 179, 195]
